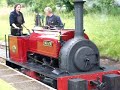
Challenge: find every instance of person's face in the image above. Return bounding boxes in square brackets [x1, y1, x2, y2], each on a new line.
[16, 5, 21, 12]
[45, 11, 50, 16]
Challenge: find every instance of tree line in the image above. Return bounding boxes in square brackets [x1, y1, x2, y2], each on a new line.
[1, 0, 120, 15]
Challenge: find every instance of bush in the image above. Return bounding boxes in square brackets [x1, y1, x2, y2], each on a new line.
[6, 0, 120, 15]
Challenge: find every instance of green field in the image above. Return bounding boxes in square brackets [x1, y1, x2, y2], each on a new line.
[84, 14, 120, 60]
[0, 7, 120, 60]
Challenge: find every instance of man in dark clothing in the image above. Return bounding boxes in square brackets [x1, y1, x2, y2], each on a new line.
[9, 4, 25, 36]
[44, 7, 63, 29]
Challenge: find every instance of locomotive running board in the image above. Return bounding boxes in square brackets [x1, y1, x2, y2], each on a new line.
[6, 58, 69, 80]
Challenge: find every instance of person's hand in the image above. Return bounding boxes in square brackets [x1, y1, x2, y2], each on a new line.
[12, 23, 20, 29]
[44, 25, 50, 29]
[15, 27, 20, 29]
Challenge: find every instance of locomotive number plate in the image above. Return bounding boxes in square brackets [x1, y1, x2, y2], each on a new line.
[43, 41, 53, 47]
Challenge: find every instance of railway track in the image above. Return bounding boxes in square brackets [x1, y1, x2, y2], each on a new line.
[0, 42, 56, 90]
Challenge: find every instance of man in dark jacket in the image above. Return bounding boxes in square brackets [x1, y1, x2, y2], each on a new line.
[9, 4, 25, 36]
[44, 7, 63, 29]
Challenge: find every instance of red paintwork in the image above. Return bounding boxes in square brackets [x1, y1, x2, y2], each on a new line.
[57, 70, 120, 90]
[23, 70, 40, 80]
[9, 36, 28, 63]
[84, 33, 89, 39]
[9, 29, 89, 62]
[28, 29, 89, 58]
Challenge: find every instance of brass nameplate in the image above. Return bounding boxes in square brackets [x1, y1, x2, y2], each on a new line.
[43, 41, 53, 47]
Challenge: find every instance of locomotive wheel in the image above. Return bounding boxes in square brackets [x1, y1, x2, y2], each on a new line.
[59, 38, 100, 73]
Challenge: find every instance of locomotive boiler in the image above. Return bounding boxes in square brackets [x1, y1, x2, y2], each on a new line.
[6, 0, 120, 90]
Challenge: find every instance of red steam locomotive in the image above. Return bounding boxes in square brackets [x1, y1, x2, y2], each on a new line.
[6, 0, 120, 90]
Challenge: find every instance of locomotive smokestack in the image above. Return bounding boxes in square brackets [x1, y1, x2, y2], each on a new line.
[74, 0, 85, 37]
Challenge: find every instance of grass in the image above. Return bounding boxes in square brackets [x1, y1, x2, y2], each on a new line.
[0, 7, 120, 60]
[0, 79, 16, 90]
[84, 14, 120, 60]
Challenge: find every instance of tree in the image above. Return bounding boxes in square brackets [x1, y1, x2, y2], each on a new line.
[61, 0, 74, 12]
[6, 0, 57, 12]
[98, 0, 114, 12]
[6, 0, 30, 6]
[30, 0, 57, 12]
[6, 0, 117, 14]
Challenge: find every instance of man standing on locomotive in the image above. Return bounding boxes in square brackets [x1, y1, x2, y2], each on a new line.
[9, 4, 25, 36]
[44, 7, 63, 29]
